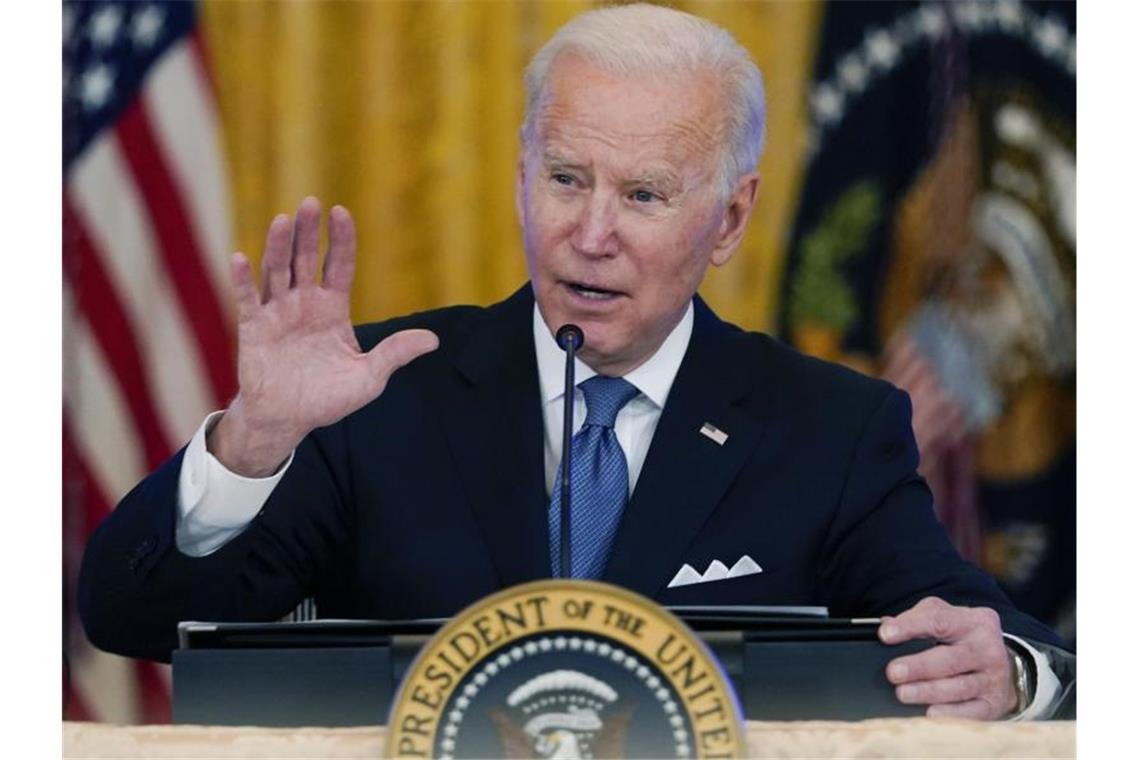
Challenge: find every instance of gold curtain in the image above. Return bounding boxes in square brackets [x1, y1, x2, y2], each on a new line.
[200, 0, 822, 330]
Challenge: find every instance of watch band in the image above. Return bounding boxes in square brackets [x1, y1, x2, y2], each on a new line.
[1008, 645, 1033, 715]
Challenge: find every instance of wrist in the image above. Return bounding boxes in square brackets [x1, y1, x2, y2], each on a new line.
[207, 397, 304, 477]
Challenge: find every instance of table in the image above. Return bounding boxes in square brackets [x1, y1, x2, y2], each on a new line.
[64, 718, 1075, 758]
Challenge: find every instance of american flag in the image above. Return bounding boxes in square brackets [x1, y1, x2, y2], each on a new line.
[63, 1, 235, 722]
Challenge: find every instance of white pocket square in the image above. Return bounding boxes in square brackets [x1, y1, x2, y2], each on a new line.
[667, 555, 763, 588]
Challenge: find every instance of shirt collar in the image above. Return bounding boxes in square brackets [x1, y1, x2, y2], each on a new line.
[534, 301, 694, 409]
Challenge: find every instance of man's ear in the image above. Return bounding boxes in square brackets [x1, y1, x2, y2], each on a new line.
[710, 172, 760, 267]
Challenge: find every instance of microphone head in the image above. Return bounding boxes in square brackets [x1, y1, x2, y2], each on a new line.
[555, 324, 584, 351]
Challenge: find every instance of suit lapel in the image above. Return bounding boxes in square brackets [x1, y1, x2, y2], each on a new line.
[604, 299, 766, 598]
[437, 286, 552, 587]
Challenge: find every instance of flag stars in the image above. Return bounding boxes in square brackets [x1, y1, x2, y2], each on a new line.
[952, 2, 983, 30]
[88, 4, 124, 50]
[807, 1, 1072, 157]
[915, 5, 945, 39]
[978, 1, 1005, 30]
[838, 54, 869, 93]
[131, 5, 166, 49]
[80, 63, 116, 112]
[811, 83, 843, 125]
[994, 0, 1025, 32]
[1033, 17, 1068, 56]
[865, 30, 899, 69]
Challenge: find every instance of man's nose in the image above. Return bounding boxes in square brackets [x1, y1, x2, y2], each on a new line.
[570, 192, 618, 257]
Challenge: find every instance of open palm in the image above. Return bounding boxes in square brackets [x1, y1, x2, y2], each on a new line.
[211, 197, 438, 476]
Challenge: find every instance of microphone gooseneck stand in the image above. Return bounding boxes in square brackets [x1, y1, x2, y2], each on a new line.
[555, 324, 584, 579]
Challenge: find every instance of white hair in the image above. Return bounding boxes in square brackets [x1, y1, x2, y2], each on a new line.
[522, 2, 766, 201]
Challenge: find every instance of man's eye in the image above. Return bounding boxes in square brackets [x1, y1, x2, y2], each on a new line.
[631, 189, 657, 203]
[552, 173, 574, 186]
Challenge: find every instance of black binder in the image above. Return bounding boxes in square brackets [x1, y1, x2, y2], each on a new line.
[173, 608, 933, 727]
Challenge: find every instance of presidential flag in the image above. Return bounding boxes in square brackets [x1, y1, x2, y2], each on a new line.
[63, 1, 236, 721]
[779, 0, 1075, 644]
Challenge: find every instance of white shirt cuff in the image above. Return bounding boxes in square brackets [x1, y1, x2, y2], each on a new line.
[176, 410, 294, 557]
[1003, 633, 1062, 721]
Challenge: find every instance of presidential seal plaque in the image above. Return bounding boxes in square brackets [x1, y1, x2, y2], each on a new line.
[386, 579, 746, 759]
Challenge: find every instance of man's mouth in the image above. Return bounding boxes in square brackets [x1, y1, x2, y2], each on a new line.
[565, 281, 625, 301]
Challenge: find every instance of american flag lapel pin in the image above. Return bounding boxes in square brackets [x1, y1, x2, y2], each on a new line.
[699, 422, 728, 446]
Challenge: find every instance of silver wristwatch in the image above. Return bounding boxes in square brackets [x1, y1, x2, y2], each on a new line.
[1008, 645, 1034, 715]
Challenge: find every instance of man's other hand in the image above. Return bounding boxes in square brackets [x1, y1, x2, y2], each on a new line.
[209, 197, 439, 477]
[879, 596, 1018, 720]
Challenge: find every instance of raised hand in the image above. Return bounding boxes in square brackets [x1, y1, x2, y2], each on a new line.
[879, 596, 1019, 720]
[208, 197, 439, 476]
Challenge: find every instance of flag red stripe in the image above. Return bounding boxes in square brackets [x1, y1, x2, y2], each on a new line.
[135, 661, 173, 724]
[63, 421, 175, 723]
[114, 99, 235, 407]
[62, 417, 112, 558]
[62, 421, 114, 723]
[63, 671, 97, 723]
[64, 195, 173, 471]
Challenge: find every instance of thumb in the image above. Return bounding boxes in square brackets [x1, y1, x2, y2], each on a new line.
[366, 329, 440, 380]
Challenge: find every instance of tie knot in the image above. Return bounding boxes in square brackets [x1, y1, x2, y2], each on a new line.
[580, 376, 639, 428]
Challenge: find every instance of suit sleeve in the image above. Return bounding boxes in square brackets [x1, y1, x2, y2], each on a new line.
[817, 388, 1063, 647]
[77, 423, 354, 663]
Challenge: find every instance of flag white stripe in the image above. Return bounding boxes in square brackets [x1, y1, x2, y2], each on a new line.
[70, 137, 216, 446]
[70, 642, 141, 725]
[155, 662, 173, 690]
[144, 39, 234, 304]
[63, 312, 146, 504]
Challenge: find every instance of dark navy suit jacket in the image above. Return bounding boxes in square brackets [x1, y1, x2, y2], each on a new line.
[79, 285, 1061, 662]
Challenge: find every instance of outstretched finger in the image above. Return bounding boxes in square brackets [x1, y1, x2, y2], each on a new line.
[291, 196, 322, 286]
[323, 205, 357, 293]
[366, 329, 440, 383]
[231, 252, 259, 323]
[261, 213, 293, 303]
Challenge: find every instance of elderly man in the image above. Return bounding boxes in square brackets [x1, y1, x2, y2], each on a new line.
[79, 4, 1065, 720]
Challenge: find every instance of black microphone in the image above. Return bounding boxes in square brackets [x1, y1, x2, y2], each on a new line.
[555, 324, 584, 579]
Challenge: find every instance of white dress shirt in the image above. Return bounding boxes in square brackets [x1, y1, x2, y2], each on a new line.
[535, 302, 692, 497]
[173, 300, 1058, 718]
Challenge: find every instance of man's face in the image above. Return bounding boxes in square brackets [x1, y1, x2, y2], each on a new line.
[517, 54, 757, 376]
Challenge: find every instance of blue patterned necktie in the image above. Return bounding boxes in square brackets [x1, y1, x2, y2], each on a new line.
[549, 376, 641, 579]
